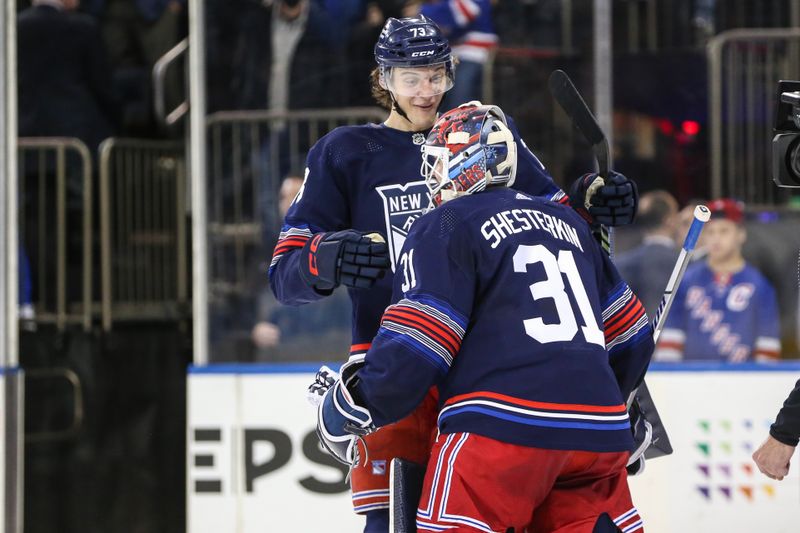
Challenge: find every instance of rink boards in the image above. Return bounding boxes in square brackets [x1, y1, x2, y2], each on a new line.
[187, 363, 800, 533]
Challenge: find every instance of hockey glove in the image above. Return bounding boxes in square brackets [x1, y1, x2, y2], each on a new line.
[316, 378, 375, 465]
[626, 398, 653, 476]
[569, 171, 639, 227]
[306, 355, 365, 408]
[307, 365, 339, 408]
[299, 230, 390, 292]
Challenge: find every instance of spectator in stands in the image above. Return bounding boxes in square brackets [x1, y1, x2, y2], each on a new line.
[615, 190, 680, 318]
[98, 0, 185, 64]
[270, 0, 310, 115]
[251, 175, 351, 361]
[18, 0, 120, 309]
[90, 0, 186, 134]
[655, 198, 781, 362]
[18, 0, 120, 153]
[412, 0, 498, 107]
[346, 0, 410, 106]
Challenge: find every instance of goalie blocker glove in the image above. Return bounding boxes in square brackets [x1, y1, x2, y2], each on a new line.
[298, 230, 390, 292]
[569, 171, 639, 227]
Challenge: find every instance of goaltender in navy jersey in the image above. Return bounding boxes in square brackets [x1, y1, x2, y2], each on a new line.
[269, 120, 564, 358]
[657, 261, 780, 362]
[353, 188, 654, 452]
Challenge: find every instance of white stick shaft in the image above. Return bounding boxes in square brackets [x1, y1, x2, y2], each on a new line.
[650, 205, 710, 344]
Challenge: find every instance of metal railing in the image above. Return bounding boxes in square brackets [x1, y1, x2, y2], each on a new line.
[708, 28, 800, 204]
[205, 108, 386, 299]
[24, 368, 84, 444]
[98, 138, 188, 331]
[153, 37, 189, 127]
[17, 138, 92, 331]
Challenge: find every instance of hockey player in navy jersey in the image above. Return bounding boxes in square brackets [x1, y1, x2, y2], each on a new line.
[312, 105, 653, 533]
[270, 15, 640, 532]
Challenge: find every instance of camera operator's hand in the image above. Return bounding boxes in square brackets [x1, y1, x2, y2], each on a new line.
[299, 230, 389, 292]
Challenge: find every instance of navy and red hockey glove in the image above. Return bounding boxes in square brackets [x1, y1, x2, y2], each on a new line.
[569, 171, 639, 226]
[299, 230, 390, 292]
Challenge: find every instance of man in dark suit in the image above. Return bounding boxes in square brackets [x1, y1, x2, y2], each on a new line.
[17, 0, 120, 153]
[616, 190, 680, 317]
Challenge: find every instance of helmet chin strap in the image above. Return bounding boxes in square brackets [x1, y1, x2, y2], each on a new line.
[390, 93, 413, 125]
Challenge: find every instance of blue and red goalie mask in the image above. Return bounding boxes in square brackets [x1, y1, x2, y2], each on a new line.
[421, 103, 517, 208]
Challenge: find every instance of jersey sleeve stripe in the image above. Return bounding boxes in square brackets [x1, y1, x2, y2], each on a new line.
[402, 296, 468, 333]
[606, 315, 650, 353]
[602, 283, 632, 321]
[551, 190, 569, 204]
[383, 307, 461, 354]
[603, 297, 641, 335]
[269, 224, 314, 273]
[350, 343, 372, 354]
[373, 296, 468, 375]
[374, 327, 452, 374]
[604, 298, 646, 342]
[755, 336, 781, 352]
[451, 0, 480, 26]
[659, 328, 685, 344]
[272, 237, 310, 255]
[382, 313, 460, 356]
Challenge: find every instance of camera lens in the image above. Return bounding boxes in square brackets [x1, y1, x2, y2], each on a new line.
[789, 138, 800, 181]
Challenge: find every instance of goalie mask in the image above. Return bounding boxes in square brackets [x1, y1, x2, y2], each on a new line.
[421, 103, 518, 208]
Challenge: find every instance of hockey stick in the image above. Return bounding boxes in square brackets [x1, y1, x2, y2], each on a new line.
[628, 204, 710, 461]
[390, 458, 425, 533]
[548, 69, 612, 254]
[548, 69, 610, 177]
[651, 204, 711, 343]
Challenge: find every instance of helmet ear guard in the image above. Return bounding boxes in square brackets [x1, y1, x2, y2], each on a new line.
[485, 124, 517, 188]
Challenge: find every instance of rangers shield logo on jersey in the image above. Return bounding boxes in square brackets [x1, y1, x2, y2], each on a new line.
[376, 180, 430, 271]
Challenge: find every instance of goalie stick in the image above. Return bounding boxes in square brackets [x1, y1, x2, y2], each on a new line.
[548, 69, 612, 254]
[548, 69, 610, 178]
[651, 205, 711, 343]
[629, 204, 710, 462]
[548, 68, 684, 462]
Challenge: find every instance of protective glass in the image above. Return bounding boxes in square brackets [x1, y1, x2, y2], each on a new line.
[382, 62, 455, 97]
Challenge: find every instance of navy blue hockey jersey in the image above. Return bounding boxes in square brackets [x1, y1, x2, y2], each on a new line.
[656, 262, 780, 362]
[354, 189, 654, 452]
[269, 121, 565, 360]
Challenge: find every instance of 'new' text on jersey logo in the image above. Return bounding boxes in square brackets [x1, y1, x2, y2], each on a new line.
[376, 180, 430, 272]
